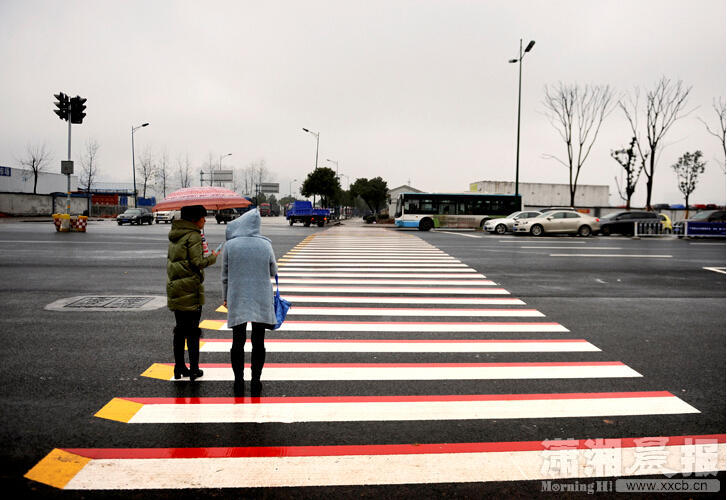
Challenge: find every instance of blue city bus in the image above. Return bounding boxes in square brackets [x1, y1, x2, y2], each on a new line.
[394, 192, 522, 231]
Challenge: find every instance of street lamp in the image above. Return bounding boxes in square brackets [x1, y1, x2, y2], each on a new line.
[289, 178, 298, 198]
[326, 158, 338, 177]
[302, 128, 320, 169]
[509, 38, 535, 198]
[216, 153, 232, 186]
[131, 122, 149, 208]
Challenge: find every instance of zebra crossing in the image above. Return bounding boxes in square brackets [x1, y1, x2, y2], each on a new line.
[25, 227, 725, 490]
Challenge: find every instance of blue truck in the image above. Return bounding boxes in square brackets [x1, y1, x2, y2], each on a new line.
[286, 201, 330, 227]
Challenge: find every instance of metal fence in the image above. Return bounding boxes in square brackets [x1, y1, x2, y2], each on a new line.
[634, 221, 726, 238]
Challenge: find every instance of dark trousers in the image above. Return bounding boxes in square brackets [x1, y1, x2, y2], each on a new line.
[173, 309, 202, 371]
[230, 322, 266, 382]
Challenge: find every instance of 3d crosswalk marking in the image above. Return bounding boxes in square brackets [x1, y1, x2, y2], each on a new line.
[278, 272, 486, 278]
[197, 338, 600, 353]
[278, 262, 468, 268]
[27, 435, 724, 489]
[199, 319, 568, 332]
[279, 266, 476, 272]
[216, 297, 526, 309]
[95, 391, 699, 424]
[142, 361, 641, 381]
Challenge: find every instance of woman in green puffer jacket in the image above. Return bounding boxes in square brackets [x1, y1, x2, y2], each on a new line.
[167, 205, 218, 381]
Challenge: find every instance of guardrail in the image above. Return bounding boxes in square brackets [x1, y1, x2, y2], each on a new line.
[634, 221, 726, 238]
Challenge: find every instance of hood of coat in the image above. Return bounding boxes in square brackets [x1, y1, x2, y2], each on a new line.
[168, 219, 201, 242]
[226, 209, 270, 242]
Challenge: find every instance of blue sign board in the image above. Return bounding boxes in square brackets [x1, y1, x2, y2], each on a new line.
[686, 222, 726, 237]
[0, 166, 11, 176]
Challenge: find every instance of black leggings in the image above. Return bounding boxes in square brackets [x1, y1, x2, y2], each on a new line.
[231, 322, 266, 353]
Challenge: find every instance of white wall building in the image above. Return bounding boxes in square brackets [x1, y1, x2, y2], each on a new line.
[469, 180, 609, 208]
[0, 166, 78, 194]
[386, 184, 423, 216]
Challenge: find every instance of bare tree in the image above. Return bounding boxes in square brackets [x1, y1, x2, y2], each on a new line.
[611, 137, 643, 210]
[543, 82, 615, 206]
[697, 96, 726, 173]
[79, 139, 100, 192]
[672, 150, 706, 218]
[136, 146, 156, 199]
[156, 149, 170, 198]
[176, 153, 193, 188]
[200, 151, 216, 186]
[18, 143, 52, 194]
[619, 77, 693, 209]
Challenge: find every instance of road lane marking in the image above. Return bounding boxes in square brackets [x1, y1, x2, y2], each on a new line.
[141, 361, 640, 381]
[197, 338, 599, 353]
[279, 266, 476, 272]
[436, 231, 481, 238]
[216, 297, 526, 308]
[26, 435, 726, 489]
[549, 254, 673, 258]
[278, 272, 486, 278]
[262, 306, 544, 317]
[276, 286, 509, 294]
[199, 320, 568, 332]
[95, 392, 697, 424]
[498, 240, 586, 244]
[278, 263, 468, 268]
[703, 266, 726, 274]
[272, 278, 497, 286]
[520, 246, 623, 250]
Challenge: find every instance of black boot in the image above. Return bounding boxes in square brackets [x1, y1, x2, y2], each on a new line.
[230, 345, 245, 384]
[173, 328, 191, 379]
[250, 347, 266, 396]
[187, 328, 204, 381]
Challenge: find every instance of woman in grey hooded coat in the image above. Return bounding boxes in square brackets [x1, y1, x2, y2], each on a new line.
[221, 209, 277, 393]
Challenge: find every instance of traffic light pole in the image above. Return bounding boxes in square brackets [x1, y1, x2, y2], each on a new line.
[66, 117, 72, 214]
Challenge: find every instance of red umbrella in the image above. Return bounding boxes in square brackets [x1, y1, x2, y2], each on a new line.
[153, 187, 252, 211]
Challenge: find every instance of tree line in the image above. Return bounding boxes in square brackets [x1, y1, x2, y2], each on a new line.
[542, 77, 725, 210]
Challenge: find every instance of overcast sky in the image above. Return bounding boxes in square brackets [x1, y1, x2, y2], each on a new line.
[1, 0, 725, 205]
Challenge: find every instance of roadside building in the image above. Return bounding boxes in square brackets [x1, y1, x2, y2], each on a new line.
[468, 180, 609, 211]
[0, 166, 78, 194]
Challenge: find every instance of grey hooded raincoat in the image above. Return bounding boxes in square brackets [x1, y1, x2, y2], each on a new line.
[221, 209, 277, 328]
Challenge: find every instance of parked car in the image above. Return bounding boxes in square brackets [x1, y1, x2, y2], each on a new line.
[674, 210, 726, 237]
[599, 211, 659, 236]
[513, 210, 600, 237]
[215, 209, 240, 224]
[117, 208, 154, 225]
[483, 211, 542, 234]
[539, 207, 577, 214]
[154, 210, 177, 224]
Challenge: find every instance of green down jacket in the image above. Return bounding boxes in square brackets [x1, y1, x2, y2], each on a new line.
[166, 219, 217, 311]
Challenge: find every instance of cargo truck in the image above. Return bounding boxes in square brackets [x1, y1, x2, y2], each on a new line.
[286, 201, 330, 227]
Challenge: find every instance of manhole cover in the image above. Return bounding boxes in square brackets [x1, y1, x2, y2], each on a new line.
[45, 295, 167, 311]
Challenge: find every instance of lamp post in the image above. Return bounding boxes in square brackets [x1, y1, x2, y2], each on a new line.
[131, 122, 149, 208]
[216, 153, 232, 186]
[302, 128, 320, 169]
[508, 38, 535, 198]
[289, 178, 298, 198]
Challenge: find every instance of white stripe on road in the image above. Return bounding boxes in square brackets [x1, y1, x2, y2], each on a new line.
[278, 286, 509, 294]
[274, 279, 497, 286]
[436, 231, 481, 238]
[205, 321, 568, 332]
[199, 339, 597, 353]
[282, 306, 542, 317]
[279, 266, 476, 272]
[33, 439, 724, 489]
[280, 258, 461, 263]
[145, 362, 639, 381]
[521, 246, 623, 250]
[550, 254, 673, 258]
[112, 393, 697, 424]
[278, 263, 468, 268]
[278, 272, 486, 278]
[226, 296, 526, 305]
[498, 240, 586, 244]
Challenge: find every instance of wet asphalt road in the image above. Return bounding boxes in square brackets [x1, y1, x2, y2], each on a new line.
[0, 218, 724, 498]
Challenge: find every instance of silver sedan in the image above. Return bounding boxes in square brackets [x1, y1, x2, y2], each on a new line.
[484, 211, 542, 234]
[513, 210, 601, 237]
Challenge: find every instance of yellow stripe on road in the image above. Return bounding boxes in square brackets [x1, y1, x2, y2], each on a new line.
[141, 363, 175, 380]
[24, 449, 91, 490]
[94, 398, 143, 423]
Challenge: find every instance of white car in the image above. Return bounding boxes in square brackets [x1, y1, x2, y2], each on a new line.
[484, 211, 542, 234]
[513, 210, 601, 237]
[155, 210, 178, 224]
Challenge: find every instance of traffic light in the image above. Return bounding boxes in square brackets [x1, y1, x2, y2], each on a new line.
[54, 92, 69, 121]
[70, 95, 87, 124]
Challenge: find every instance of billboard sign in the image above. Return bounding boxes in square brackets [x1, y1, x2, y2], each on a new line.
[259, 182, 279, 193]
[212, 170, 233, 182]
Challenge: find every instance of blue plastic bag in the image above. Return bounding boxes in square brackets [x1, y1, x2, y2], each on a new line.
[273, 274, 291, 330]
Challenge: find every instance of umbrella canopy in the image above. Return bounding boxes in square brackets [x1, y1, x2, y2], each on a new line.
[153, 187, 252, 211]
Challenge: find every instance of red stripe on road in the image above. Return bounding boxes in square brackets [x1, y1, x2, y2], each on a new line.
[282, 321, 562, 326]
[62, 434, 726, 459]
[121, 391, 675, 405]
